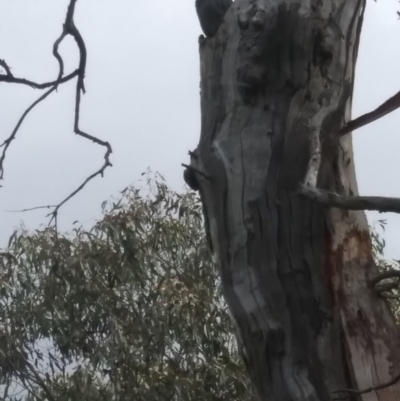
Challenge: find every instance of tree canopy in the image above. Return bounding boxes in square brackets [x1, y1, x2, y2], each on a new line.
[0, 175, 255, 401]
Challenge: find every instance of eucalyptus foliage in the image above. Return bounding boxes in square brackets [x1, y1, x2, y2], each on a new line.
[370, 220, 400, 322]
[0, 175, 255, 401]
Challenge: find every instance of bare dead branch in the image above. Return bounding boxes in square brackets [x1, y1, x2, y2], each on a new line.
[333, 371, 400, 400]
[1, 0, 113, 223]
[0, 69, 78, 89]
[340, 89, 400, 135]
[44, 0, 112, 223]
[0, 1, 81, 182]
[0, 86, 57, 180]
[369, 270, 400, 287]
[300, 185, 400, 214]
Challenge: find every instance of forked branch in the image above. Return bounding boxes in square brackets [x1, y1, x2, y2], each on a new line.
[1, 0, 113, 224]
[47, 0, 113, 224]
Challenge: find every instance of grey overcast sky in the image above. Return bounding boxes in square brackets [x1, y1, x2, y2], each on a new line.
[0, 1, 400, 257]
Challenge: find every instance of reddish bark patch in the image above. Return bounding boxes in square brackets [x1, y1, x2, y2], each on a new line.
[323, 226, 373, 307]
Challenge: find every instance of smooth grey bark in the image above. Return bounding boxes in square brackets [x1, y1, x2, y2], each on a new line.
[189, 0, 400, 400]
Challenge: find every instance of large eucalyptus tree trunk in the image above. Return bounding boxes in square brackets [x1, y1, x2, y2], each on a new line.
[189, 0, 400, 399]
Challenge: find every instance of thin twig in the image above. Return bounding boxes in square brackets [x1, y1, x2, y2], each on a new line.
[4, 205, 57, 213]
[47, 151, 112, 223]
[53, 32, 67, 87]
[0, 67, 77, 179]
[300, 185, 400, 214]
[333, 371, 400, 400]
[0, 86, 57, 180]
[340, 89, 400, 135]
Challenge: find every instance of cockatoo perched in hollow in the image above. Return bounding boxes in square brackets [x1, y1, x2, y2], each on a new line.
[195, 0, 233, 37]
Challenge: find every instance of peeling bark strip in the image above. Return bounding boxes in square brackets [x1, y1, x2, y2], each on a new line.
[190, 1, 400, 400]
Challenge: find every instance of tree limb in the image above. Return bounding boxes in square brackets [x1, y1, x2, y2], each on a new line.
[340, 89, 400, 135]
[300, 185, 400, 214]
